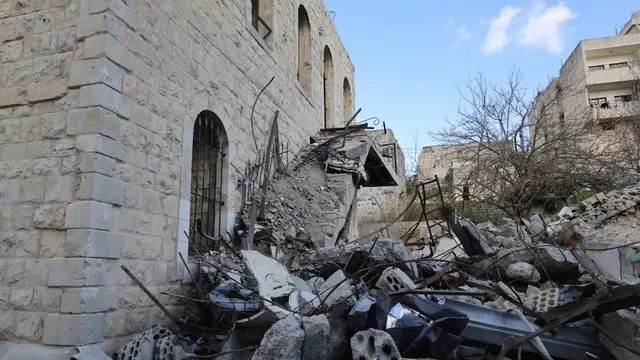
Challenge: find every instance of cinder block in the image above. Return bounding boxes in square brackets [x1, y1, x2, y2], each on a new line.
[64, 200, 113, 230]
[43, 313, 104, 345]
[66, 229, 121, 259]
[375, 267, 417, 292]
[61, 287, 117, 313]
[48, 258, 107, 287]
[77, 173, 124, 205]
[66, 107, 119, 140]
[26, 80, 67, 102]
[68, 58, 124, 91]
[76, 134, 117, 158]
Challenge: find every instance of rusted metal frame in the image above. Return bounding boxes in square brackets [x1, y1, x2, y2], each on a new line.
[196, 219, 241, 259]
[251, 9, 272, 39]
[434, 175, 453, 238]
[258, 111, 280, 219]
[344, 107, 362, 127]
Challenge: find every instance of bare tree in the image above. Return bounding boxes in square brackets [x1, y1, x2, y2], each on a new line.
[430, 68, 629, 218]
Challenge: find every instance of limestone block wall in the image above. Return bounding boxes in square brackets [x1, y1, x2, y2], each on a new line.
[0, 0, 355, 350]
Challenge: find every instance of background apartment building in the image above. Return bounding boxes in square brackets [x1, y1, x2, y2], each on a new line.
[532, 11, 640, 148]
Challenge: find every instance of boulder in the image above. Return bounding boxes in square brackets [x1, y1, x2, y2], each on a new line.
[251, 315, 304, 360]
[506, 262, 541, 283]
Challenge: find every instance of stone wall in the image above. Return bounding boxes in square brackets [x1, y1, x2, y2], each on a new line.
[357, 129, 406, 223]
[0, 0, 354, 351]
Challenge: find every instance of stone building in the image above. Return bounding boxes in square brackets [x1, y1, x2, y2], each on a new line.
[0, 0, 357, 355]
[417, 143, 477, 192]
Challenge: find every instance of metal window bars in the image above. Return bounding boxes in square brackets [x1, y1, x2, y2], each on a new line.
[251, 8, 272, 40]
[189, 112, 226, 255]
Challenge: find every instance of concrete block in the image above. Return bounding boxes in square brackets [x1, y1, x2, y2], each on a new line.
[65, 201, 113, 230]
[61, 287, 117, 313]
[79, 152, 117, 176]
[66, 229, 121, 259]
[0, 86, 26, 107]
[45, 175, 75, 202]
[48, 258, 107, 287]
[43, 313, 104, 345]
[26, 80, 67, 102]
[351, 328, 401, 360]
[375, 267, 417, 292]
[76, 134, 117, 158]
[77, 173, 124, 205]
[68, 58, 124, 91]
[84, 33, 135, 71]
[77, 84, 126, 119]
[66, 107, 119, 140]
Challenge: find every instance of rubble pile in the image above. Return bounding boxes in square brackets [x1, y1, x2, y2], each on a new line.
[107, 182, 640, 359]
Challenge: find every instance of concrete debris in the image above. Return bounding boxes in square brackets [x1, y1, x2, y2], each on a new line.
[251, 315, 305, 360]
[506, 262, 541, 283]
[71, 346, 112, 360]
[350, 328, 401, 360]
[116, 183, 640, 360]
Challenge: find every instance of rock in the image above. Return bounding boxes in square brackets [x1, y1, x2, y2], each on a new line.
[317, 270, 356, 316]
[599, 310, 640, 360]
[487, 235, 519, 249]
[494, 248, 535, 271]
[506, 262, 541, 283]
[350, 329, 401, 360]
[476, 221, 496, 231]
[251, 315, 304, 360]
[535, 246, 579, 281]
[301, 315, 330, 360]
[557, 206, 575, 219]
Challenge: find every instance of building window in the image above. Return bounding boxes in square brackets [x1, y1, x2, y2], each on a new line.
[588, 65, 605, 71]
[601, 120, 615, 131]
[342, 78, 352, 125]
[614, 94, 634, 102]
[190, 111, 226, 254]
[323, 46, 334, 128]
[297, 5, 311, 90]
[589, 97, 607, 106]
[250, 0, 273, 39]
[609, 62, 629, 69]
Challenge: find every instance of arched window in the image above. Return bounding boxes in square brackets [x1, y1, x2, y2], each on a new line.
[297, 5, 311, 90]
[343, 78, 352, 125]
[323, 46, 334, 128]
[189, 111, 227, 254]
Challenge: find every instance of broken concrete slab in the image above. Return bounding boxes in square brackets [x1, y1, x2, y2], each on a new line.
[251, 315, 305, 360]
[535, 246, 580, 281]
[506, 262, 541, 283]
[301, 315, 330, 360]
[599, 309, 640, 360]
[317, 270, 356, 316]
[350, 328, 402, 360]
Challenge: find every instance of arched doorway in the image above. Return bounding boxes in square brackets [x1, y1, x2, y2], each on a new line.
[189, 110, 228, 254]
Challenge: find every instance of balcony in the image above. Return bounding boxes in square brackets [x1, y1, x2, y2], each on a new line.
[592, 100, 639, 121]
[586, 65, 636, 90]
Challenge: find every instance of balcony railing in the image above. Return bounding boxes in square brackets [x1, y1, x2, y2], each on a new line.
[586, 65, 635, 87]
[592, 100, 639, 121]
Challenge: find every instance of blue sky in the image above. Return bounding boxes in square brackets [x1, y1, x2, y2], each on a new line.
[324, 0, 639, 168]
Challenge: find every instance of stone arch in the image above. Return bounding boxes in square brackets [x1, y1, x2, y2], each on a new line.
[178, 93, 234, 265]
[297, 5, 311, 90]
[343, 78, 353, 125]
[323, 46, 335, 128]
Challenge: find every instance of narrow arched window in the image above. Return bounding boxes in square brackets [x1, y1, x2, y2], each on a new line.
[250, 0, 273, 39]
[323, 46, 334, 128]
[297, 5, 311, 90]
[343, 78, 352, 125]
[190, 111, 227, 254]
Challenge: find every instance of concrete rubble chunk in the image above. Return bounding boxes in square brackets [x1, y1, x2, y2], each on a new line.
[535, 246, 580, 281]
[251, 315, 304, 360]
[375, 267, 417, 292]
[317, 270, 356, 316]
[505, 262, 541, 283]
[599, 310, 640, 360]
[301, 315, 330, 360]
[350, 328, 402, 360]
